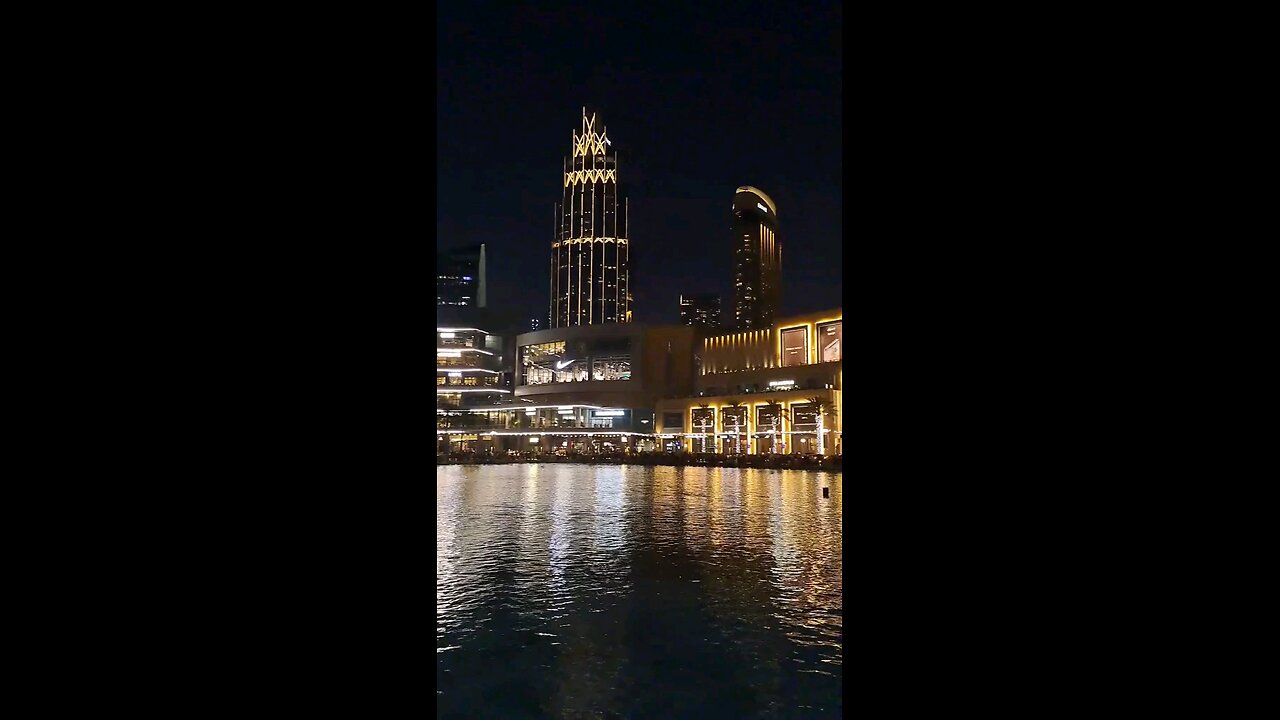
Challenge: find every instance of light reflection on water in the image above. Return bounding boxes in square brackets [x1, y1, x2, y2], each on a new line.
[437, 464, 842, 718]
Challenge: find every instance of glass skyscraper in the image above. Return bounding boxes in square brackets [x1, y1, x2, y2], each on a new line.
[731, 187, 780, 331]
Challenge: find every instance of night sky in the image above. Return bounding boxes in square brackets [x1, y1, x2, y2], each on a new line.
[437, 4, 842, 327]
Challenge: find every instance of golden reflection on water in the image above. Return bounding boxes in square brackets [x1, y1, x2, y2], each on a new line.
[662, 467, 842, 657]
[707, 469, 726, 548]
[437, 464, 842, 715]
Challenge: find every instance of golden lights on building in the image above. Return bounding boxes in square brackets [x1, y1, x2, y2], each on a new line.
[655, 309, 843, 455]
[550, 108, 632, 328]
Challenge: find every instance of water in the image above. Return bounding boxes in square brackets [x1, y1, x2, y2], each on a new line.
[437, 464, 843, 719]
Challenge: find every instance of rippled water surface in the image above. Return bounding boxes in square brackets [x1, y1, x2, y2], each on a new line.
[437, 464, 842, 719]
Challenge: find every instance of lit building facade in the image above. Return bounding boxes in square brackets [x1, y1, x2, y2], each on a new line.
[437, 324, 695, 455]
[550, 109, 631, 327]
[437, 243, 486, 307]
[731, 187, 780, 331]
[515, 323, 693, 414]
[679, 293, 722, 330]
[654, 308, 842, 456]
[436, 325, 511, 410]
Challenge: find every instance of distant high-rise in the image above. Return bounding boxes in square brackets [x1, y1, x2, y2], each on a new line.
[731, 187, 780, 331]
[550, 108, 631, 327]
[530, 317, 540, 332]
[438, 243, 486, 307]
[679, 294, 722, 330]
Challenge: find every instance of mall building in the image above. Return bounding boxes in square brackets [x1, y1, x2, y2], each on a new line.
[438, 323, 697, 454]
[435, 324, 511, 407]
[654, 308, 843, 455]
[437, 311, 842, 456]
[435, 303, 524, 451]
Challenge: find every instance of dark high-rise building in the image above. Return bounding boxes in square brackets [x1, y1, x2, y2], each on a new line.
[550, 108, 631, 328]
[438, 243, 486, 307]
[679, 294, 722, 330]
[731, 187, 780, 331]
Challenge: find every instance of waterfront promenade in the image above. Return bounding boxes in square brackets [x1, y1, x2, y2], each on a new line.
[437, 450, 843, 472]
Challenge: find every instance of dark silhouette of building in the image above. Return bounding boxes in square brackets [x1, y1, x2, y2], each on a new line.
[679, 294, 722, 330]
[438, 243, 486, 307]
[550, 108, 631, 327]
[731, 187, 780, 331]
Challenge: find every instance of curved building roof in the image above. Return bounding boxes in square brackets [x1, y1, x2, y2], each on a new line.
[736, 186, 777, 217]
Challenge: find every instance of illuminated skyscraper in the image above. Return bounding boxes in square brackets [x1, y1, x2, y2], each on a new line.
[731, 187, 780, 331]
[679, 293, 721, 330]
[438, 243, 486, 307]
[550, 108, 631, 327]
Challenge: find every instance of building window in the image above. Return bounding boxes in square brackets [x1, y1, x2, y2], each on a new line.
[790, 403, 818, 431]
[720, 407, 749, 454]
[591, 355, 631, 381]
[519, 341, 567, 385]
[519, 337, 632, 385]
[781, 327, 808, 367]
[817, 321, 842, 362]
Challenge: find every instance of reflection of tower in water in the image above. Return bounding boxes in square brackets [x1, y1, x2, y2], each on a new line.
[516, 466, 550, 572]
[680, 467, 714, 545]
[706, 469, 727, 548]
[592, 467, 627, 553]
[741, 471, 772, 552]
[547, 473, 575, 591]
